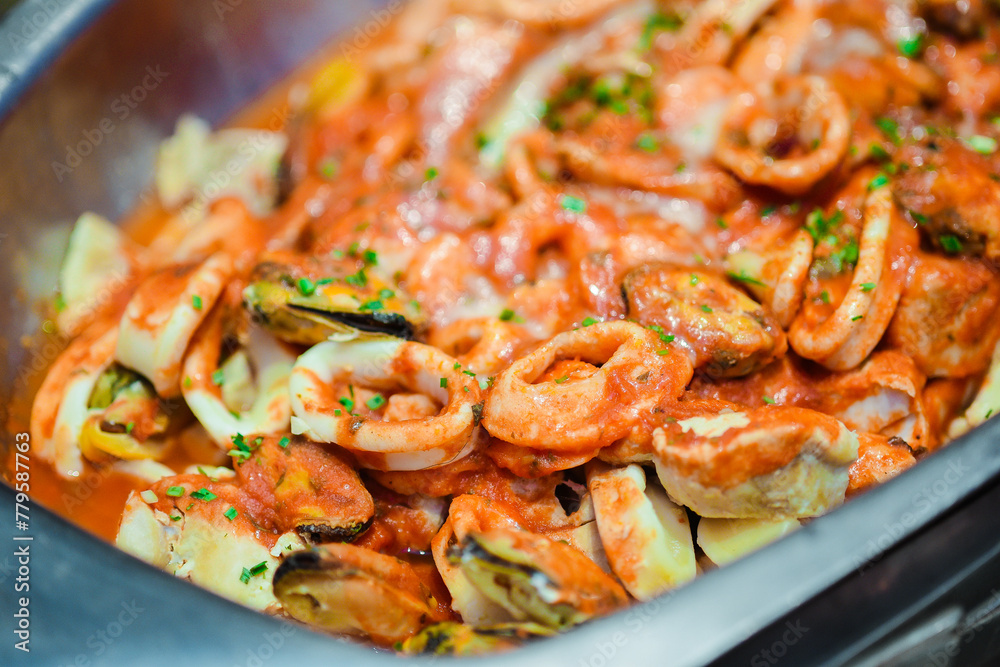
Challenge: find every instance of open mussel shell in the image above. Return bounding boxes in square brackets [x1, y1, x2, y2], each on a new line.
[448, 528, 628, 630]
[80, 363, 183, 462]
[243, 262, 419, 345]
[399, 621, 555, 656]
[272, 544, 439, 645]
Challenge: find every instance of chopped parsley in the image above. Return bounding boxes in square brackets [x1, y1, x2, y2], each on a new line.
[211, 369, 225, 386]
[560, 194, 587, 214]
[344, 269, 368, 288]
[338, 397, 355, 412]
[191, 488, 217, 502]
[636, 133, 659, 152]
[224, 506, 238, 521]
[860, 282, 876, 292]
[240, 561, 269, 584]
[440, 377, 448, 388]
[897, 34, 923, 59]
[851, 315, 864, 321]
[716, 218, 728, 230]
[762, 396, 777, 405]
[425, 166, 439, 181]
[365, 394, 386, 411]
[868, 172, 890, 191]
[554, 375, 569, 384]
[581, 316, 597, 327]
[166, 486, 184, 497]
[940, 235, 963, 253]
[804, 208, 844, 244]
[727, 270, 765, 287]
[637, 11, 683, 51]
[278, 437, 290, 449]
[690, 274, 700, 286]
[297, 277, 317, 297]
[820, 290, 831, 304]
[192, 295, 203, 310]
[700, 304, 713, 313]
[499, 308, 516, 322]
[656, 349, 670, 356]
[358, 300, 383, 312]
[363, 249, 379, 265]
[964, 135, 998, 155]
[875, 117, 901, 145]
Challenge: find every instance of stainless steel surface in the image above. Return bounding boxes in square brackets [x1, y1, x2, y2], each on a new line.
[2, 2, 1000, 665]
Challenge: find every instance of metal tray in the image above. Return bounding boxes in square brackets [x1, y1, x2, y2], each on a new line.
[2, 1, 1000, 664]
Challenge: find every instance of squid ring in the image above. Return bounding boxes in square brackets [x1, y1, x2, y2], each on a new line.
[482, 321, 692, 451]
[115, 253, 233, 397]
[714, 75, 850, 196]
[290, 339, 482, 471]
[181, 304, 294, 448]
[789, 186, 907, 371]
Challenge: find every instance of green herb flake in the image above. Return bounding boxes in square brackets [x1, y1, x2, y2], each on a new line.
[297, 277, 317, 297]
[860, 282, 876, 292]
[727, 270, 765, 287]
[637, 11, 683, 51]
[964, 135, 998, 155]
[554, 375, 570, 384]
[192, 295, 203, 310]
[211, 369, 225, 386]
[690, 274, 700, 286]
[700, 304, 713, 313]
[656, 349, 670, 356]
[425, 167, 439, 181]
[716, 218, 728, 230]
[851, 315, 864, 321]
[166, 486, 185, 498]
[344, 269, 368, 288]
[940, 235, 963, 253]
[278, 437, 290, 449]
[365, 394, 386, 411]
[499, 308, 516, 322]
[224, 506, 238, 521]
[868, 173, 890, 191]
[760, 205, 777, 217]
[636, 133, 658, 152]
[363, 250, 379, 265]
[581, 316, 597, 327]
[762, 396, 777, 405]
[358, 300, 383, 312]
[559, 194, 587, 214]
[820, 290, 831, 304]
[440, 377, 448, 388]
[897, 34, 923, 58]
[338, 397, 355, 412]
[875, 117, 901, 145]
[869, 143, 891, 162]
[191, 488, 217, 502]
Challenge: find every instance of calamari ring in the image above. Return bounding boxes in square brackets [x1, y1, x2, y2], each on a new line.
[427, 317, 536, 376]
[30, 324, 118, 478]
[482, 321, 693, 451]
[290, 339, 482, 471]
[714, 75, 850, 196]
[115, 253, 233, 397]
[181, 302, 294, 448]
[789, 185, 910, 371]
